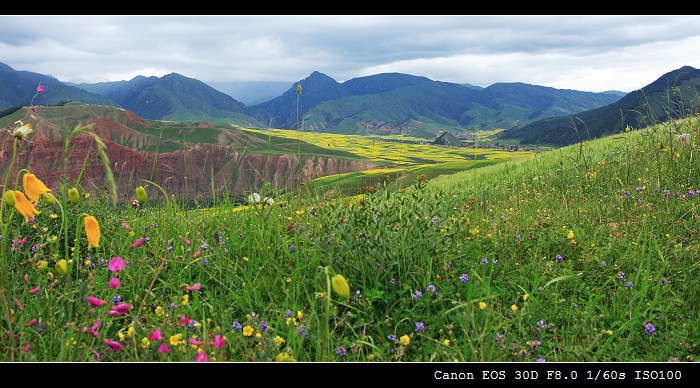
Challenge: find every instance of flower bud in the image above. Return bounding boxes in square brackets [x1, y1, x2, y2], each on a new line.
[35, 260, 48, 270]
[43, 193, 57, 205]
[135, 186, 148, 203]
[55, 259, 68, 276]
[3, 190, 16, 207]
[331, 274, 350, 301]
[68, 187, 80, 204]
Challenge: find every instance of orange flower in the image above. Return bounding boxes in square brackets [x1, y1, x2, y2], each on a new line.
[23, 173, 51, 204]
[14, 190, 40, 221]
[84, 215, 100, 249]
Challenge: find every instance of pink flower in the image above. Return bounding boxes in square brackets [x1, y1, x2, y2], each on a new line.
[192, 250, 201, 258]
[149, 328, 163, 341]
[195, 349, 209, 362]
[23, 343, 31, 352]
[210, 335, 225, 348]
[90, 319, 101, 337]
[28, 287, 40, 294]
[14, 298, 22, 311]
[23, 274, 29, 283]
[30, 114, 36, 120]
[182, 237, 191, 245]
[108, 257, 125, 273]
[87, 296, 108, 307]
[129, 237, 145, 249]
[175, 314, 190, 326]
[188, 337, 205, 346]
[36, 85, 44, 93]
[103, 338, 123, 351]
[24, 319, 37, 327]
[109, 278, 121, 289]
[158, 343, 170, 353]
[121, 221, 131, 232]
[91, 349, 100, 361]
[108, 303, 131, 317]
[185, 283, 201, 291]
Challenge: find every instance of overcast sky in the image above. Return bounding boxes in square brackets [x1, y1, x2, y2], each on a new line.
[2, 15, 699, 93]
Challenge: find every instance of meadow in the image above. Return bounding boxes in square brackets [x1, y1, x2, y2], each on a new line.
[1, 85, 698, 363]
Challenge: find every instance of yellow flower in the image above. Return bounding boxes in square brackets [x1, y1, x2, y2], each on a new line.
[331, 274, 350, 300]
[13, 190, 40, 221]
[255, 333, 262, 339]
[242, 326, 254, 337]
[274, 336, 286, 346]
[127, 326, 136, 337]
[50, 213, 58, 219]
[399, 335, 410, 346]
[55, 259, 68, 276]
[523, 293, 530, 301]
[296, 310, 303, 320]
[117, 332, 125, 341]
[155, 306, 165, 317]
[275, 352, 294, 362]
[170, 333, 183, 346]
[84, 215, 100, 249]
[141, 337, 150, 349]
[181, 294, 189, 306]
[443, 339, 450, 346]
[35, 260, 48, 270]
[606, 330, 613, 335]
[567, 230, 575, 239]
[511, 304, 519, 312]
[12, 123, 33, 140]
[23, 173, 51, 204]
[479, 302, 487, 310]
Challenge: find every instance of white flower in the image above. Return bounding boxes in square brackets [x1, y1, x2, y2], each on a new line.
[263, 197, 274, 205]
[247, 192, 261, 204]
[12, 123, 33, 140]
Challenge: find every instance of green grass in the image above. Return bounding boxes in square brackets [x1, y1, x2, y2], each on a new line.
[1, 97, 699, 362]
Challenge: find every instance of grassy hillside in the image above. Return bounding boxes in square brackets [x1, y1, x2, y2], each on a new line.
[1, 91, 698, 365]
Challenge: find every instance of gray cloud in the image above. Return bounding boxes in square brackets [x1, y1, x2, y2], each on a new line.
[1, 15, 699, 92]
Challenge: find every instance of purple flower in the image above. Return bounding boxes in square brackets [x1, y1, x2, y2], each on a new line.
[203, 258, 209, 266]
[286, 309, 292, 318]
[626, 281, 633, 288]
[232, 322, 242, 332]
[412, 290, 423, 301]
[530, 339, 542, 348]
[480, 257, 489, 265]
[415, 322, 425, 333]
[387, 334, 396, 342]
[389, 278, 396, 285]
[112, 295, 122, 305]
[289, 244, 296, 253]
[555, 254, 563, 263]
[336, 347, 347, 356]
[661, 279, 668, 286]
[601, 261, 607, 267]
[537, 357, 546, 362]
[460, 274, 469, 284]
[617, 272, 625, 280]
[645, 323, 656, 335]
[535, 320, 547, 331]
[259, 321, 268, 333]
[201, 243, 208, 250]
[426, 284, 439, 297]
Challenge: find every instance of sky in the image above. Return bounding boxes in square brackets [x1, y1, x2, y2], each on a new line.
[1, 15, 700, 93]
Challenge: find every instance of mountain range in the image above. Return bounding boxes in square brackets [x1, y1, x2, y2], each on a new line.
[1, 61, 626, 141]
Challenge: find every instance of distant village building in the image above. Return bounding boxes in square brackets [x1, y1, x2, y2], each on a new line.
[431, 131, 462, 146]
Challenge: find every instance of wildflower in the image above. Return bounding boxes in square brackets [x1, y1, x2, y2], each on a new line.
[87, 296, 108, 307]
[113, 295, 122, 305]
[479, 302, 487, 309]
[149, 328, 163, 341]
[170, 333, 183, 346]
[108, 257, 125, 273]
[55, 259, 68, 276]
[530, 339, 542, 348]
[192, 250, 201, 258]
[12, 123, 33, 140]
[443, 339, 450, 346]
[232, 322, 242, 332]
[399, 335, 410, 346]
[645, 323, 656, 335]
[389, 278, 396, 285]
[259, 321, 268, 333]
[331, 274, 351, 300]
[602, 261, 607, 267]
[662, 279, 668, 286]
[289, 244, 296, 253]
[275, 352, 294, 362]
[336, 347, 347, 357]
[108, 303, 131, 317]
[523, 293, 530, 301]
[537, 358, 546, 362]
[84, 215, 100, 249]
[155, 306, 165, 317]
[13, 191, 40, 221]
[242, 326, 254, 337]
[109, 278, 121, 289]
[460, 274, 469, 284]
[411, 290, 423, 300]
[135, 186, 148, 203]
[37, 85, 44, 92]
[129, 237, 145, 249]
[426, 284, 439, 297]
[68, 187, 80, 204]
[536, 320, 547, 331]
[22, 173, 51, 204]
[387, 334, 396, 342]
[617, 272, 625, 280]
[158, 343, 170, 353]
[567, 230, 575, 239]
[181, 294, 189, 306]
[121, 221, 131, 232]
[195, 349, 209, 362]
[247, 193, 261, 204]
[103, 338, 123, 351]
[480, 257, 488, 265]
[184, 283, 202, 291]
[626, 281, 633, 288]
[274, 336, 286, 346]
[210, 335, 225, 348]
[415, 322, 425, 333]
[555, 254, 563, 263]
[511, 304, 519, 312]
[28, 287, 40, 294]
